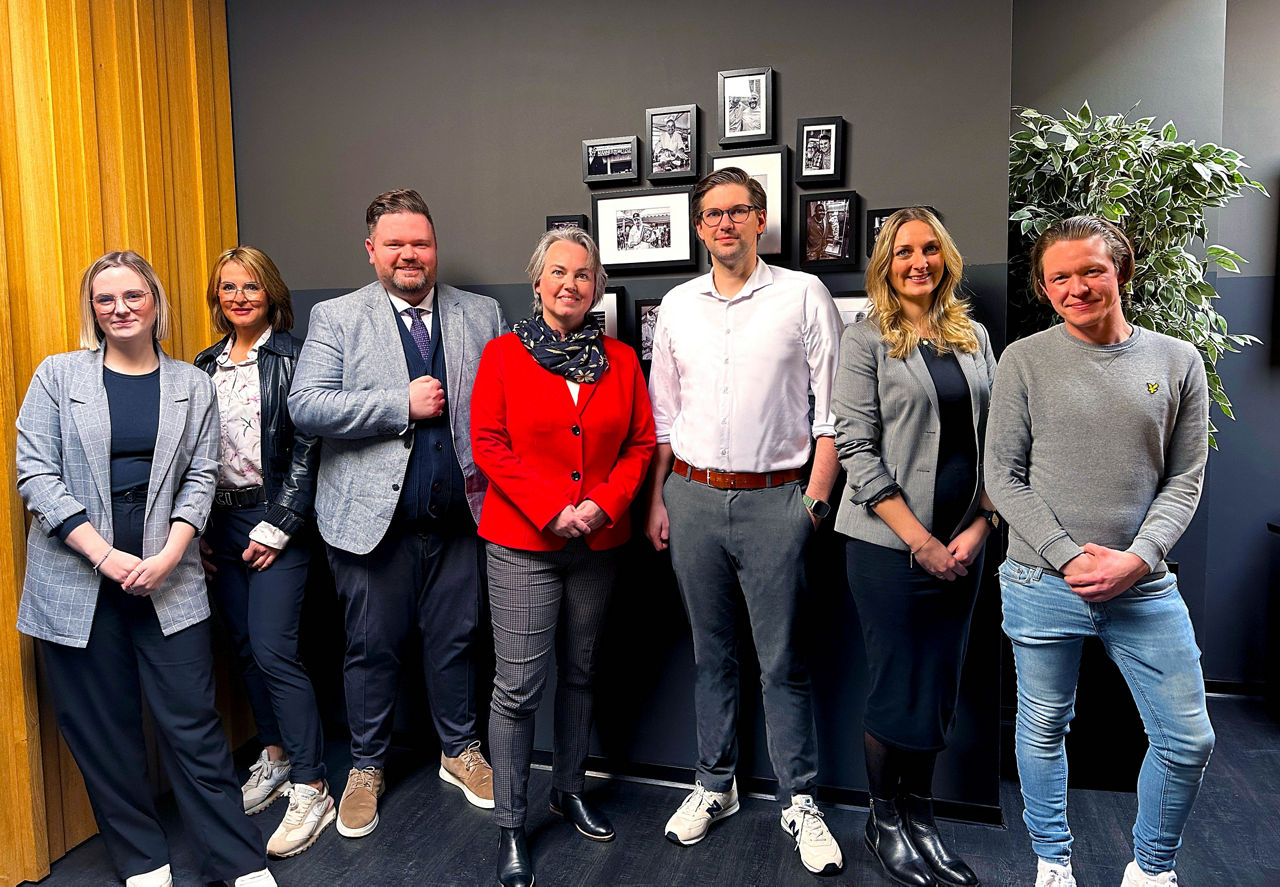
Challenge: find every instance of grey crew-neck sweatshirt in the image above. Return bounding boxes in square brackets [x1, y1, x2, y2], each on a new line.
[984, 323, 1208, 575]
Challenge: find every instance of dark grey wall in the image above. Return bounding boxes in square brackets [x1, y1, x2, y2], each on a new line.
[226, 0, 1015, 809]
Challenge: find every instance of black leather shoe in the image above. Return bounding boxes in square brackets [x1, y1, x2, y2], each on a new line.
[864, 796, 937, 887]
[497, 826, 534, 887]
[549, 788, 615, 841]
[901, 795, 980, 887]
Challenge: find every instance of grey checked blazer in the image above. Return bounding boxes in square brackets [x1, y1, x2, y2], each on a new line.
[288, 282, 507, 555]
[16, 348, 220, 647]
[832, 318, 997, 548]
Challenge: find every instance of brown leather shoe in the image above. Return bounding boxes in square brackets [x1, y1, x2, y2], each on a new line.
[439, 740, 495, 809]
[336, 766, 384, 838]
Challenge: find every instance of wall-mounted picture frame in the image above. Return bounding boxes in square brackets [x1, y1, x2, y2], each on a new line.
[546, 214, 590, 232]
[706, 145, 789, 258]
[795, 116, 845, 186]
[586, 286, 620, 338]
[583, 136, 639, 185]
[633, 296, 663, 373]
[799, 190, 860, 272]
[831, 291, 873, 326]
[592, 186, 696, 273]
[717, 66, 773, 145]
[647, 104, 698, 181]
[866, 205, 940, 257]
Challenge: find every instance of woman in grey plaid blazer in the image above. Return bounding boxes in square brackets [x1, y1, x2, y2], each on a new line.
[15, 251, 274, 887]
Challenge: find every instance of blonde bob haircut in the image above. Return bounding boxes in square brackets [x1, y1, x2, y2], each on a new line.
[205, 245, 295, 337]
[79, 250, 172, 350]
[865, 207, 977, 360]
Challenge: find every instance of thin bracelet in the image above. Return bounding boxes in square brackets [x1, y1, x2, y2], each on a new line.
[92, 547, 113, 573]
[908, 537, 930, 568]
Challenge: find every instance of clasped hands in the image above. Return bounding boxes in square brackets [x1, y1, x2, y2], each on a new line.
[912, 519, 990, 581]
[1062, 543, 1151, 602]
[547, 500, 608, 539]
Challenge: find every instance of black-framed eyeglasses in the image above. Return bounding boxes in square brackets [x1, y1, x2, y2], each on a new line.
[696, 204, 758, 226]
[92, 290, 150, 312]
[218, 281, 265, 302]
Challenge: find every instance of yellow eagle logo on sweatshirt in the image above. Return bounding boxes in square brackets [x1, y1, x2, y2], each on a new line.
[1146, 382, 1159, 394]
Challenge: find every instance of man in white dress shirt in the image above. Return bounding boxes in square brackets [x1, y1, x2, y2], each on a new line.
[644, 167, 845, 876]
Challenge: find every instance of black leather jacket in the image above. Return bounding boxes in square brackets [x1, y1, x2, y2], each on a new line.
[194, 331, 320, 536]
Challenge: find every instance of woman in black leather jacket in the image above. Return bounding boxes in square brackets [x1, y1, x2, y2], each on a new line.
[194, 246, 333, 859]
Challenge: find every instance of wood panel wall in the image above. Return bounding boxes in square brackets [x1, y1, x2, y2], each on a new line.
[0, 1, 237, 882]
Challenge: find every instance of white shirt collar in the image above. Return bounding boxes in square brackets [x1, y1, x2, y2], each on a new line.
[215, 326, 273, 367]
[694, 258, 773, 301]
[386, 285, 436, 316]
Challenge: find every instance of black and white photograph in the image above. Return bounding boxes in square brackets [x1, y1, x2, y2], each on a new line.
[582, 136, 640, 185]
[592, 186, 696, 273]
[585, 287, 620, 338]
[867, 205, 940, 257]
[717, 66, 773, 145]
[647, 104, 698, 181]
[545, 214, 589, 233]
[795, 116, 845, 185]
[799, 190, 860, 272]
[831, 292, 873, 326]
[632, 297, 662, 366]
[707, 145, 788, 258]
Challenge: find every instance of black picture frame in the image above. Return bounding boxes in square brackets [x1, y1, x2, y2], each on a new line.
[795, 116, 845, 186]
[646, 104, 698, 181]
[798, 190, 861, 272]
[706, 145, 789, 259]
[717, 66, 773, 145]
[546, 214, 589, 233]
[583, 136, 640, 185]
[632, 296, 663, 374]
[592, 186, 696, 273]
[866, 205, 941, 257]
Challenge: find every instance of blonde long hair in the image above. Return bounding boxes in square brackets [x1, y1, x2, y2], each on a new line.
[865, 207, 977, 359]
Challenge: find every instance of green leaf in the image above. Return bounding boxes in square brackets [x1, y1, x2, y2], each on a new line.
[1078, 101, 1093, 126]
[1192, 161, 1212, 181]
[1107, 182, 1133, 199]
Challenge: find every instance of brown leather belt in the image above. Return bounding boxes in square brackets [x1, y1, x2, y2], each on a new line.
[672, 458, 805, 490]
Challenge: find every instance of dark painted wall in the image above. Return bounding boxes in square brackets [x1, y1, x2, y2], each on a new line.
[226, 0, 1015, 809]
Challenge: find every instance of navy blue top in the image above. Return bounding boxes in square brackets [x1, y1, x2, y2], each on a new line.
[918, 343, 975, 541]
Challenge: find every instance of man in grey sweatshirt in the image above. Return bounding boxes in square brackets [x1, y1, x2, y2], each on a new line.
[986, 216, 1214, 887]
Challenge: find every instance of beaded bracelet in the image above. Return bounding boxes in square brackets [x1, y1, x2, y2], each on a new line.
[92, 547, 113, 573]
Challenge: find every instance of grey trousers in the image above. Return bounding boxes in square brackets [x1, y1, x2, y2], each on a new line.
[665, 473, 819, 803]
[486, 540, 618, 828]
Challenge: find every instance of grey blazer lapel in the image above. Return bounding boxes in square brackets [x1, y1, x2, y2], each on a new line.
[147, 353, 188, 522]
[903, 346, 941, 418]
[956, 348, 986, 431]
[68, 350, 112, 522]
[367, 285, 412, 381]
[438, 284, 465, 391]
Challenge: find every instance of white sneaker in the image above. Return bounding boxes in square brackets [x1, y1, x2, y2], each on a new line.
[125, 864, 172, 887]
[780, 794, 844, 875]
[233, 869, 278, 887]
[242, 749, 291, 814]
[267, 782, 337, 858]
[1121, 860, 1179, 886]
[664, 779, 740, 845]
[1037, 858, 1078, 887]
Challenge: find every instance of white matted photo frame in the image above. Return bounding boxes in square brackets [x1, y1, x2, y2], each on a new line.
[831, 291, 873, 327]
[592, 186, 696, 273]
[586, 287, 620, 338]
[798, 190, 861, 272]
[866, 205, 941, 257]
[706, 145, 789, 258]
[795, 116, 845, 186]
[717, 66, 773, 145]
[583, 136, 639, 185]
[647, 104, 698, 181]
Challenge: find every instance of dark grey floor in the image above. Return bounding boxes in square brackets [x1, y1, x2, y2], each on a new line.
[23, 696, 1280, 886]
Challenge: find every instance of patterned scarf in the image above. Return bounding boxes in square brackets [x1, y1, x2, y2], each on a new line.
[513, 314, 609, 383]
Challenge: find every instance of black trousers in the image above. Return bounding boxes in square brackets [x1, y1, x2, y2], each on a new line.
[206, 502, 326, 782]
[40, 492, 264, 883]
[327, 519, 484, 768]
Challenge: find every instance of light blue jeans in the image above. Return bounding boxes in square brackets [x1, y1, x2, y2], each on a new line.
[999, 559, 1214, 874]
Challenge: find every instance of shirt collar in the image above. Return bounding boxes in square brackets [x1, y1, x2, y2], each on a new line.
[216, 326, 273, 367]
[693, 258, 773, 301]
[386, 286, 436, 316]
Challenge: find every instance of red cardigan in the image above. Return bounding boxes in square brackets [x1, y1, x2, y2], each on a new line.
[470, 333, 656, 551]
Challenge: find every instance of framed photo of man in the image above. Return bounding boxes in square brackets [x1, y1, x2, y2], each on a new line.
[583, 136, 640, 185]
[866, 205, 940, 257]
[546, 214, 590, 233]
[586, 287, 620, 338]
[706, 145, 789, 258]
[717, 66, 773, 145]
[795, 117, 845, 186]
[592, 186, 696, 273]
[632, 296, 663, 375]
[647, 104, 698, 181]
[798, 190, 860, 272]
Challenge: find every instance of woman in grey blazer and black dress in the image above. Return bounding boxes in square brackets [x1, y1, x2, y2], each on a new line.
[832, 209, 996, 887]
[15, 251, 274, 887]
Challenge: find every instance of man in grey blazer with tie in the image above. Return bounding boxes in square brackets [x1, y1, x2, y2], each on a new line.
[289, 188, 507, 839]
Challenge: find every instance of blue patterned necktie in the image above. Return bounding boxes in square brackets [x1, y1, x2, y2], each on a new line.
[406, 307, 431, 363]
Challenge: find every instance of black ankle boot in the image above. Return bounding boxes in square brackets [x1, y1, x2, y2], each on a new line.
[901, 794, 980, 887]
[497, 826, 534, 887]
[549, 788, 615, 841]
[864, 796, 937, 887]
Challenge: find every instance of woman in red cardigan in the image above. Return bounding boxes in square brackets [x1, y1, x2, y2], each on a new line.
[471, 227, 656, 887]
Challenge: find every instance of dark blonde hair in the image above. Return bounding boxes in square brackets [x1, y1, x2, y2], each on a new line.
[78, 251, 172, 350]
[865, 207, 977, 359]
[1030, 215, 1135, 303]
[205, 246, 295, 336]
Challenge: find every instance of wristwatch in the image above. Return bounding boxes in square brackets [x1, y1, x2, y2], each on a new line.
[979, 508, 1001, 530]
[802, 494, 831, 521]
